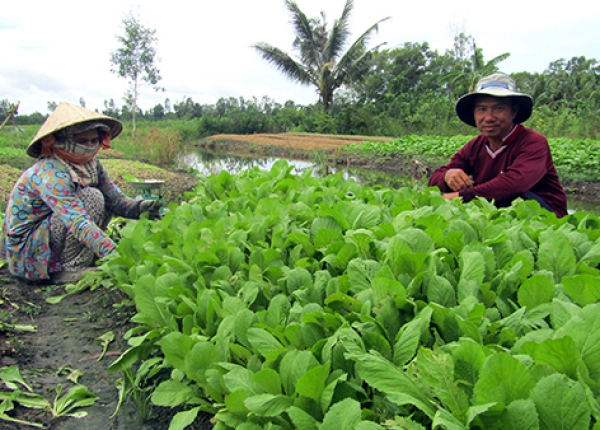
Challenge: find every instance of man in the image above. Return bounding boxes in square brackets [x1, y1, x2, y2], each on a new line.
[428, 73, 568, 217]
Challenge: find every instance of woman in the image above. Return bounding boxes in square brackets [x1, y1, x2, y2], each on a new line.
[0, 102, 161, 284]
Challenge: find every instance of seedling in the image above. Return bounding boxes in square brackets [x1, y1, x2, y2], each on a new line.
[48, 384, 98, 418]
[95, 331, 115, 361]
[0, 366, 99, 426]
[0, 366, 48, 427]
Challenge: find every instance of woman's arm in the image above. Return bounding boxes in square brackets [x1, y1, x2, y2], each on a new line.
[34, 160, 117, 258]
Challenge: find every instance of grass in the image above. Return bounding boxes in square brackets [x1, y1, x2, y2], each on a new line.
[0, 165, 24, 204]
[111, 125, 186, 166]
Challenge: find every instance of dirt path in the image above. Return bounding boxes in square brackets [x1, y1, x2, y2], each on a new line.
[0, 268, 179, 429]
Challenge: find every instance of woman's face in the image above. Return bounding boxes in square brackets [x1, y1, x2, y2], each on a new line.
[73, 129, 100, 148]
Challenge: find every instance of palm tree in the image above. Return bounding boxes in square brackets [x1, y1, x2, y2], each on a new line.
[253, 0, 389, 112]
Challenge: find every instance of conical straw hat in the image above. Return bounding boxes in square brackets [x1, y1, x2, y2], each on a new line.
[27, 102, 123, 158]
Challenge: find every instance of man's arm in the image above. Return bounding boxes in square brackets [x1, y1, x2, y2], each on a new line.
[429, 140, 476, 192]
[459, 133, 550, 203]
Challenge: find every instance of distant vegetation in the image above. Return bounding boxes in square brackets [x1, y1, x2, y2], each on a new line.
[3, 48, 598, 141]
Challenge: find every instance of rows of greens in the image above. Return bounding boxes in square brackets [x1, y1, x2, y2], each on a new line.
[342, 135, 600, 182]
[102, 160, 600, 429]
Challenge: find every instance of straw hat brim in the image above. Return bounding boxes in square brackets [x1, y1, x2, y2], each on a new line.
[455, 92, 533, 127]
[27, 102, 123, 158]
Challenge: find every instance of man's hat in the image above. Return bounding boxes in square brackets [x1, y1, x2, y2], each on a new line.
[455, 73, 534, 127]
[27, 102, 123, 158]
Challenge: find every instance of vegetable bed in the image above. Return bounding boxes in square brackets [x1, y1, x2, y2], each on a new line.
[102, 160, 600, 429]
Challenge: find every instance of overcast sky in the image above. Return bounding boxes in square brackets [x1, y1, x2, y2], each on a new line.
[2, 0, 599, 115]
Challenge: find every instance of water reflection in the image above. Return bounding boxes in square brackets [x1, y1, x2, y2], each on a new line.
[180, 148, 599, 215]
[569, 198, 600, 215]
[180, 151, 315, 177]
[180, 149, 423, 190]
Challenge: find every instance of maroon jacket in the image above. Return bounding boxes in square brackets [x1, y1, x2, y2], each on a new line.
[429, 125, 568, 217]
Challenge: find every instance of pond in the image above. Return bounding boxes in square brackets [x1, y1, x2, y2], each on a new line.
[180, 148, 600, 216]
[180, 150, 424, 190]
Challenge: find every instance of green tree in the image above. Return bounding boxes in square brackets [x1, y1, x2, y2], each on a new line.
[542, 56, 600, 109]
[441, 33, 510, 95]
[110, 11, 162, 137]
[102, 99, 120, 118]
[173, 97, 203, 119]
[353, 43, 455, 106]
[512, 71, 549, 103]
[151, 103, 165, 120]
[253, 0, 388, 112]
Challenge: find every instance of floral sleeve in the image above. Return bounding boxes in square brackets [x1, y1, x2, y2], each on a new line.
[95, 161, 141, 218]
[32, 160, 117, 258]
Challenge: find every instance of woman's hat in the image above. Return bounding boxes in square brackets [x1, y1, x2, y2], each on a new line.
[27, 102, 123, 158]
[455, 73, 534, 127]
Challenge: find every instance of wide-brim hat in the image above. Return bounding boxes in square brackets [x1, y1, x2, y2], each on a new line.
[27, 102, 123, 158]
[455, 73, 534, 127]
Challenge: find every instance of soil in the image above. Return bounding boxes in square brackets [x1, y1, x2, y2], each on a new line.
[1, 271, 144, 429]
[1, 132, 599, 429]
[205, 133, 394, 152]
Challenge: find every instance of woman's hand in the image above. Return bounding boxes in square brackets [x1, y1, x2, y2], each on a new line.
[139, 200, 163, 219]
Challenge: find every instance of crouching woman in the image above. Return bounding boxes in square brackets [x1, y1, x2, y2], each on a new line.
[0, 102, 161, 284]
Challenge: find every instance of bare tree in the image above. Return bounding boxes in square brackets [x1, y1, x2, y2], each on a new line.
[110, 12, 163, 137]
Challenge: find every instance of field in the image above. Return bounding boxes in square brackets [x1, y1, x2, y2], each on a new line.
[2, 132, 600, 429]
[207, 133, 394, 151]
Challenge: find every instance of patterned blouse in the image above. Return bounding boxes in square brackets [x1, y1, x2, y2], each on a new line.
[1, 156, 141, 281]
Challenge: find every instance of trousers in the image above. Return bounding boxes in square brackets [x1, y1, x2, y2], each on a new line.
[49, 187, 111, 272]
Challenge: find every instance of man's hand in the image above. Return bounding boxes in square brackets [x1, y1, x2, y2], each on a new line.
[443, 192, 460, 199]
[444, 169, 474, 191]
[139, 200, 163, 220]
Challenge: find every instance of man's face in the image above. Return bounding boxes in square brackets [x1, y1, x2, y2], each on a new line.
[473, 96, 518, 142]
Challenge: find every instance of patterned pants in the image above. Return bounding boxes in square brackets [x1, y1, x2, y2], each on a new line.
[49, 187, 111, 272]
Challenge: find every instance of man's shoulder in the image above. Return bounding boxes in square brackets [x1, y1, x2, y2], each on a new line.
[518, 126, 548, 142]
[462, 135, 487, 149]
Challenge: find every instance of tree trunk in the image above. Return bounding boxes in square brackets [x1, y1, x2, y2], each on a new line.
[0, 102, 19, 132]
[131, 80, 138, 140]
[322, 89, 332, 113]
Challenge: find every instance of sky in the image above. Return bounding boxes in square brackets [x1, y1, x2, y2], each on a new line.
[2, 0, 599, 115]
